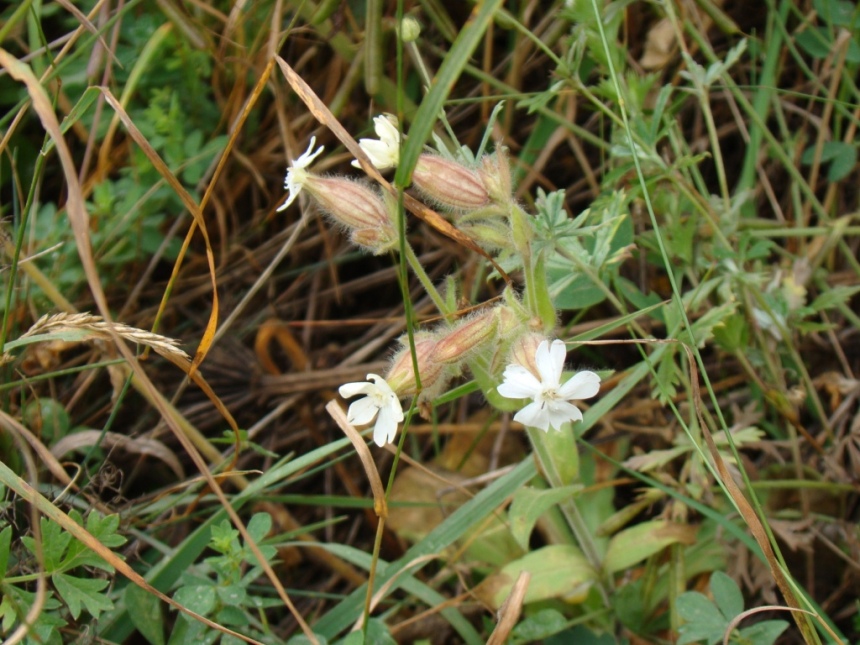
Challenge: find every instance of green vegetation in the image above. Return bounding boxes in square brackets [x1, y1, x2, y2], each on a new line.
[1, 0, 858, 643]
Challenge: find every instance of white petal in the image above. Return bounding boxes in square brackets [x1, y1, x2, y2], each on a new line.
[295, 136, 324, 169]
[513, 401, 552, 432]
[497, 365, 541, 399]
[373, 402, 400, 446]
[366, 373, 394, 394]
[536, 340, 566, 389]
[557, 371, 601, 401]
[545, 400, 582, 430]
[373, 115, 400, 145]
[339, 381, 374, 399]
[346, 397, 379, 426]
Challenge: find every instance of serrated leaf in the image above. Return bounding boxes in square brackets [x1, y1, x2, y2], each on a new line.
[52, 572, 113, 620]
[676, 591, 727, 645]
[24, 518, 72, 571]
[603, 520, 697, 573]
[809, 285, 860, 312]
[509, 485, 582, 551]
[125, 584, 165, 645]
[709, 571, 744, 620]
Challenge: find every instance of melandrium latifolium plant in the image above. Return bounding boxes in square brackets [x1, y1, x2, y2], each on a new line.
[278, 115, 603, 449]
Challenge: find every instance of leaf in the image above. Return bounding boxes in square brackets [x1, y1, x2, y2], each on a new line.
[475, 545, 595, 609]
[676, 591, 727, 645]
[709, 571, 744, 620]
[125, 584, 166, 645]
[603, 520, 697, 573]
[796, 27, 832, 60]
[801, 141, 858, 182]
[808, 284, 860, 312]
[825, 142, 857, 181]
[52, 572, 113, 620]
[173, 584, 216, 616]
[24, 517, 72, 571]
[509, 608, 568, 643]
[738, 619, 790, 645]
[62, 511, 126, 572]
[509, 485, 582, 551]
[814, 0, 859, 26]
[0, 525, 12, 579]
[245, 512, 272, 545]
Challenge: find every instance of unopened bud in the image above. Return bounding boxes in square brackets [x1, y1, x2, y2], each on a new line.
[432, 310, 498, 364]
[400, 16, 421, 42]
[386, 336, 445, 396]
[304, 176, 397, 253]
[508, 333, 547, 379]
[412, 154, 490, 211]
[479, 148, 512, 204]
[458, 221, 512, 251]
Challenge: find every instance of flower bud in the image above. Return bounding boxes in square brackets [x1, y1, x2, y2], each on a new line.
[386, 336, 445, 396]
[457, 221, 513, 252]
[479, 147, 512, 205]
[303, 176, 397, 253]
[432, 309, 498, 364]
[412, 154, 490, 212]
[508, 333, 547, 379]
[400, 16, 421, 42]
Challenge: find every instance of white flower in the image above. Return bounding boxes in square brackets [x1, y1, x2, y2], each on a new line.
[497, 339, 600, 432]
[338, 374, 404, 446]
[277, 136, 325, 212]
[351, 115, 400, 170]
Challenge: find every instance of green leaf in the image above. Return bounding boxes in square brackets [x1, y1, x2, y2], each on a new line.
[709, 571, 744, 620]
[287, 635, 329, 645]
[22, 518, 72, 571]
[738, 619, 790, 645]
[796, 27, 833, 60]
[509, 608, 568, 643]
[676, 591, 727, 645]
[52, 573, 113, 620]
[124, 584, 165, 645]
[245, 512, 272, 545]
[603, 520, 697, 573]
[314, 459, 535, 641]
[809, 284, 860, 312]
[173, 584, 216, 616]
[509, 485, 582, 551]
[814, 0, 859, 26]
[0, 525, 12, 579]
[477, 545, 595, 608]
[825, 142, 857, 181]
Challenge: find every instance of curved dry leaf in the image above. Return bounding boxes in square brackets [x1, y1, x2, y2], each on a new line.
[51, 430, 185, 481]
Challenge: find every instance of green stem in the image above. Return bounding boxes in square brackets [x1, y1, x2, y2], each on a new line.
[526, 426, 611, 604]
[403, 242, 451, 316]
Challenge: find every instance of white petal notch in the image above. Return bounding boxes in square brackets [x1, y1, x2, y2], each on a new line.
[277, 137, 325, 212]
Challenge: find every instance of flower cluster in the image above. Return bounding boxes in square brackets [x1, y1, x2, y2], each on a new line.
[278, 113, 601, 447]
